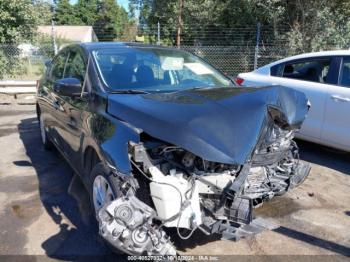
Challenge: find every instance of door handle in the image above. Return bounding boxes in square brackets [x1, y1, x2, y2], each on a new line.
[331, 95, 350, 102]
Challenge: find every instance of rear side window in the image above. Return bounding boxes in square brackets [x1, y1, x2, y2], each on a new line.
[280, 58, 331, 83]
[339, 57, 350, 87]
[270, 64, 284, 77]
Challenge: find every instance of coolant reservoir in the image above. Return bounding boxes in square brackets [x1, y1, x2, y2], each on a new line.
[149, 166, 202, 229]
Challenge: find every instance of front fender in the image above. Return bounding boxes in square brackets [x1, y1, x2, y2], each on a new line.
[83, 110, 140, 174]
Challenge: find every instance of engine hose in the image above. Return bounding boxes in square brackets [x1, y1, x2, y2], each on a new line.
[176, 210, 198, 240]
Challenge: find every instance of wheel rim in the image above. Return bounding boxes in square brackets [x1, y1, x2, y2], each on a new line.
[92, 175, 115, 213]
[39, 116, 46, 145]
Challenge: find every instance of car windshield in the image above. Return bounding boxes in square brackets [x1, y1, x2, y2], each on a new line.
[92, 47, 234, 92]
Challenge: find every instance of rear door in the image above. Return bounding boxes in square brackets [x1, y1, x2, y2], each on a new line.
[268, 57, 336, 141]
[321, 56, 350, 150]
[45, 50, 69, 150]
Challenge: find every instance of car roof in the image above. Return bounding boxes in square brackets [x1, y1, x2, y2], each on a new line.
[268, 50, 350, 67]
[78, 42, 179, 52]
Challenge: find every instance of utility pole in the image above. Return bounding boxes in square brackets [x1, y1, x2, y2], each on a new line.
[51, 0, 58, 55]
[157, 21, 160, 45]
[176, 0, 183, 48]
[254, 22, 261, 70]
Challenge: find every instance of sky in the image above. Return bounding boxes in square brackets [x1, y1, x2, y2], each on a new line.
[69, 0, 130, 11]
[118, 0, 129, 11]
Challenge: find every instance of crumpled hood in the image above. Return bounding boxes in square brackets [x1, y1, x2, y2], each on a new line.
[107, 86, 309, 165]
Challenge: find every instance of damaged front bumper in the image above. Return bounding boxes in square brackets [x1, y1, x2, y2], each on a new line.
[96, 128, 311, 255]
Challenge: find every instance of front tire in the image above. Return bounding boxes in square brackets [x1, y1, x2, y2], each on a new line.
[88, 163, 120, 216]
[88, 163, 124, 254]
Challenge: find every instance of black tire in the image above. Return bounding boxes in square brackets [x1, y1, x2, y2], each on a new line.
[39, 113, 53, 150]
[88, 162, 121, 215]
[88, 162, 123, 254]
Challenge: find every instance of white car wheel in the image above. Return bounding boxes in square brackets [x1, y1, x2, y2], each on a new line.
[92, 174, 115, 213]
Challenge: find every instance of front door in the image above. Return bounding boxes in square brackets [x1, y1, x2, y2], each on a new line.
[59, 48, 89, 171]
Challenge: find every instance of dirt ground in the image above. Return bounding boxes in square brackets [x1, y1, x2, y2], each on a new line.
[0, 95, 349, 261]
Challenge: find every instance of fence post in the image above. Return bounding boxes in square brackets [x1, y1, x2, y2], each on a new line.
[51, 20, 58, 55]
[176, 0, 183, 48]
[51, 2, 58, 55]
[254, 22, 261, 70]
[157, 21, 160, 45]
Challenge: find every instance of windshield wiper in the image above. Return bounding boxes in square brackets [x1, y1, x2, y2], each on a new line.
[109, 89, 151, 94]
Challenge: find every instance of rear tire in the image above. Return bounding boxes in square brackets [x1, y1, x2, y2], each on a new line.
[39, 114, 53, 150]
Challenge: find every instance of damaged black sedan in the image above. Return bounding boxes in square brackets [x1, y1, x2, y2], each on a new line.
[36, 42, 311, 255]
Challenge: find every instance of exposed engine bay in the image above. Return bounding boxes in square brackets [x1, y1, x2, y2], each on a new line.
[96, 122, 311, 255]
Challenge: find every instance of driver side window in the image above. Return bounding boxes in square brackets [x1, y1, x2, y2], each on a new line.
[64, 51, 86, 83]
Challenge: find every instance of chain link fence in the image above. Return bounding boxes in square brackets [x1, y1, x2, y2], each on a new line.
[180, 45, 253, 76]
[0, 24, 329, 80]
[0, 44, 48, 80]
[133, 23, 296, 76]
[0, 42, 292, 80]
[180, 45, 290, 76]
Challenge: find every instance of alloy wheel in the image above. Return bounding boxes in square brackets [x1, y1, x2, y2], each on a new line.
[92, 175, 115, 213]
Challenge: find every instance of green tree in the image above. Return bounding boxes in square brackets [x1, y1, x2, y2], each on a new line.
[281, 0, 350, 53]
[55, 0, 82, 25]
[0, 0, 41, 44]
[34, 0, 53, 25]
[76, 0, 98, 25]
[53, 0, 133, 41]
[131, 0, 350, 50]
[0, 0, 50, 79]
[130, 0, 267, 45]
[94, 0, 130, 41]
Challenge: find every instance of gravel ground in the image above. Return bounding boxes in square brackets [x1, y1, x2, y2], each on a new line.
[0, 95, 349, 261]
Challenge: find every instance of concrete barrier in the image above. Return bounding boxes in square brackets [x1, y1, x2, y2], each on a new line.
[0, 80, 37, 96]
[0, 80, 37, 87]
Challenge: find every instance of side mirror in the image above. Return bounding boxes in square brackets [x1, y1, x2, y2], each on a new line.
[53, 78, 83, 97]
